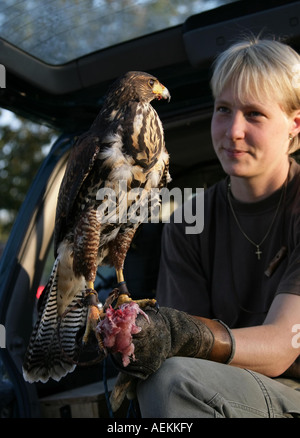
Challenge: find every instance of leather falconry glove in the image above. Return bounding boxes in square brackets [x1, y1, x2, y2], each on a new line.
[109, 305, 235, 379]
[98, 304, 235, 411]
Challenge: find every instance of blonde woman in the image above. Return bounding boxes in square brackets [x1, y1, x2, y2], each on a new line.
[112, 38, 300, 417]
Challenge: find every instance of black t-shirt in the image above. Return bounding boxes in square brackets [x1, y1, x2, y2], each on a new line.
[156, 159, 300, 329]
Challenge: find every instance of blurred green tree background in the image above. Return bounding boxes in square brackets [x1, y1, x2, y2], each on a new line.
[0, 109, 58, 241]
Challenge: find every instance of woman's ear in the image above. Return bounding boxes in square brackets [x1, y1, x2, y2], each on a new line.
[290, 110, 300, 137]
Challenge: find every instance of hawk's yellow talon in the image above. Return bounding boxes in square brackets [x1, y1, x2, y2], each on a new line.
[134, 298, 157, 308]
[115, 294, 156, 310]
[115, 293, 133, 307]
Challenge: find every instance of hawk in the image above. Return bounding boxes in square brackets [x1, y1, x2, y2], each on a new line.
[23, 71, 171, 383]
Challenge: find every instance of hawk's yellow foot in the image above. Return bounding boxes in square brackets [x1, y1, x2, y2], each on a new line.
[115, 269, 157, 309]
[115, 292, 157, 309]
[114, 286, 157, 310]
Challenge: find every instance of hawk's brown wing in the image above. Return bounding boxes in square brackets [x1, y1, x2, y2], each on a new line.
[54, 132, 101, 255]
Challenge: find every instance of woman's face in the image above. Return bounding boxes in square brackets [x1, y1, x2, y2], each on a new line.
[211, 84, 300, 185]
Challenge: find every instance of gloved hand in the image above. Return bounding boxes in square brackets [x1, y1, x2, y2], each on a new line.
[108, 305, 235, 379]
[98, 303, 235, 411]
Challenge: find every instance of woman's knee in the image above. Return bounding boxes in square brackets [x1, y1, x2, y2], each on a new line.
[137, 357, 187, 417]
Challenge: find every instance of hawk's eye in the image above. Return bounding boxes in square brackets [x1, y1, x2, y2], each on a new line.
[148, 79, 155, 88]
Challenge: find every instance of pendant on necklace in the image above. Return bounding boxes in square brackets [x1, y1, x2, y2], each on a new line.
[255, 246, 262, 260]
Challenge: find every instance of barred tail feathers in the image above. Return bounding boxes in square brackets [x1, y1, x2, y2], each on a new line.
[22, 258, 87, 383]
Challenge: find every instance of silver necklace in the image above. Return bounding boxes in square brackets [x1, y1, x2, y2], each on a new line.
[227, 181, 286, 260]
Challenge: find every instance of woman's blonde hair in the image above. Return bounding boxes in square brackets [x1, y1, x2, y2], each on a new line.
[210, 37, 300, 153]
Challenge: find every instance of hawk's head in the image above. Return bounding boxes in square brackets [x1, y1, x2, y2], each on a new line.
[107, 71, 171, 106]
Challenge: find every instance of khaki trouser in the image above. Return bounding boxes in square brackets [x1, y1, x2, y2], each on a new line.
[137, 357, 300, 418]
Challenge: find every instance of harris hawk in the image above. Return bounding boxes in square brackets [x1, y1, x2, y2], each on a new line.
[23, 71, 171, 383]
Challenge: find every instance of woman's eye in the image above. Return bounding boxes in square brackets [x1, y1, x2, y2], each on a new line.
[248, 111, 262, 117]
[245, 110, 266, 120]
[216, 106, 229, 113]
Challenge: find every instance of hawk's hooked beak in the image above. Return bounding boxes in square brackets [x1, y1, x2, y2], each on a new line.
[153, 82, 171, 102]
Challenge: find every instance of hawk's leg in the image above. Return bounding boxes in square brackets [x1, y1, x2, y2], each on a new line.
[73, 211, 106, 349]
[108, 229, 135, 305]
[109, 230, 157, 309]
[82, 286, 105, 351]
[115, 268, 157, 309]
[116, 269, 130, 294]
